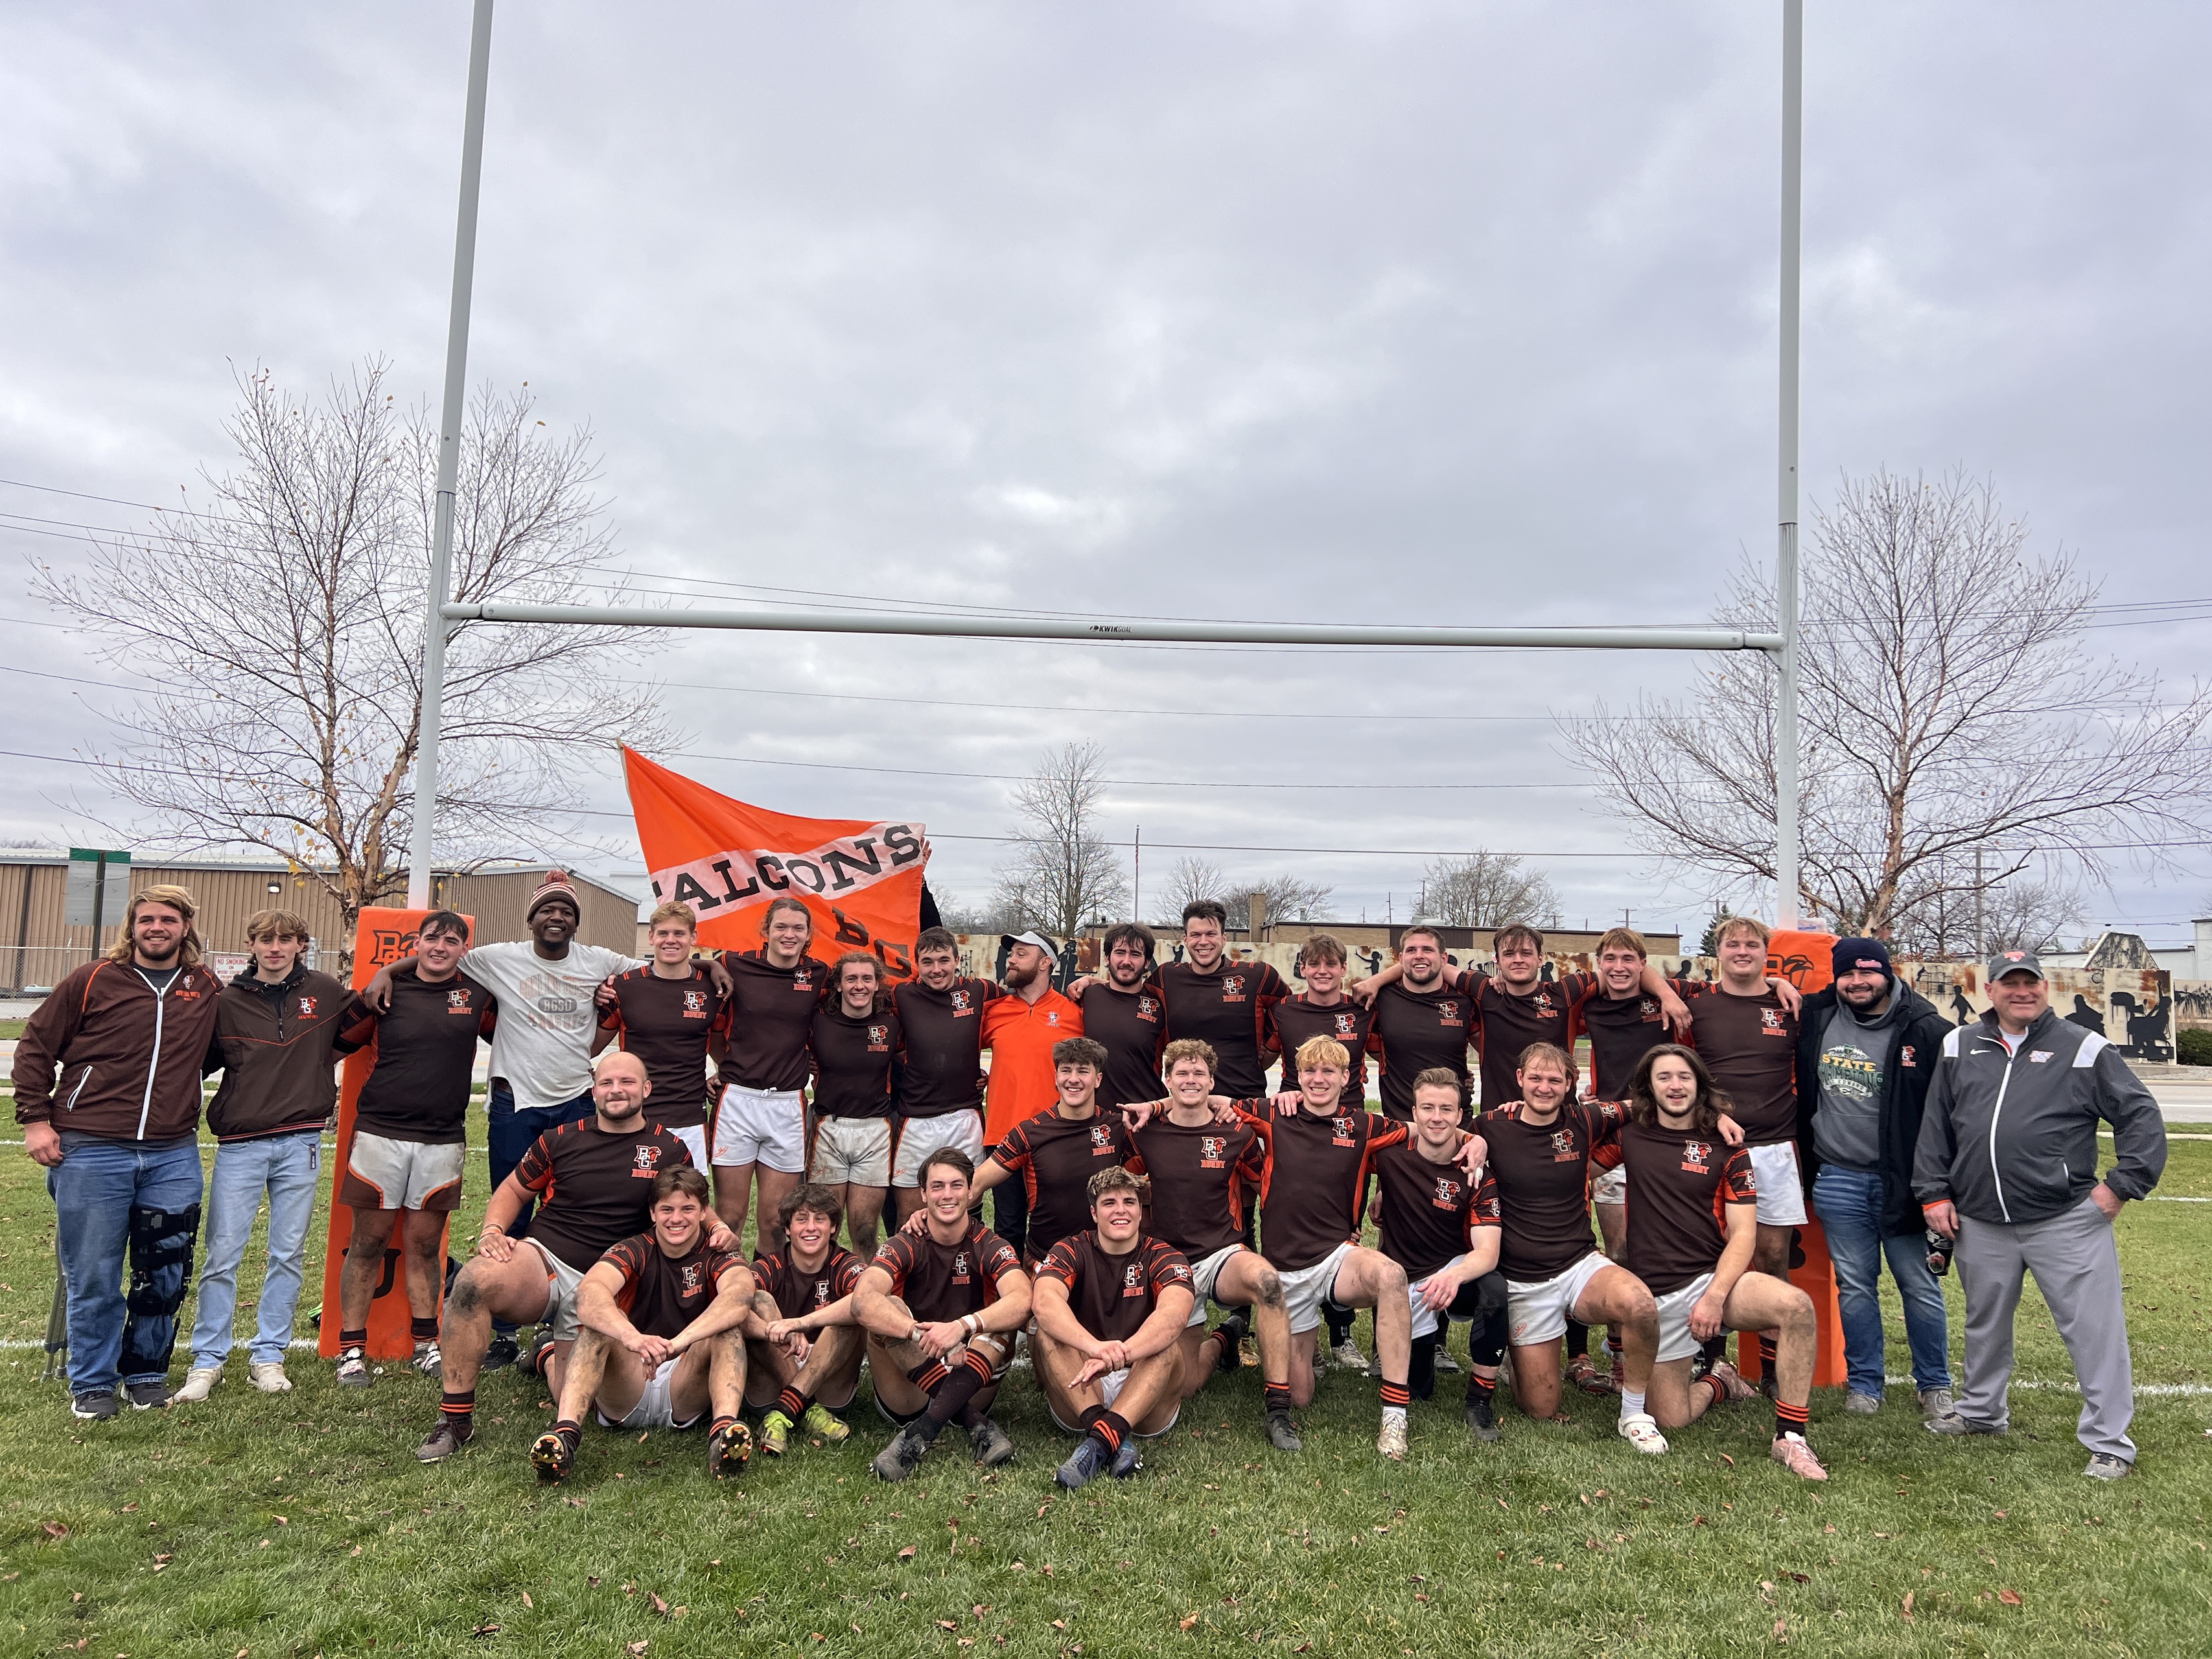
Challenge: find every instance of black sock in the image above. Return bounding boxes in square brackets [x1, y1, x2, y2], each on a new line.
[1565, 1319, 1590, 1361]
[439, 1389, 475, 1435]
[1326, 1306, 1355, 1346]
[410, 1316, 439, 1343]
[554, 1418, 581, 1450]
[709, 1413, 738, 1439]
[775, 1386, 808, 1420]
[1466, 1371, 1496, 1408]
[1080, 1404, 1132, 1456]
[1776, 1398, 1809, 1441]
[339, 1326, 369, 1350]
[1263, 1382, 1293, 1417]
[918, 1349, 994, 1440]
[1408, 1334, 1439, 1401]
[1701, 1332, 1729, 1365]
[1758, 1333, 1779, 1375]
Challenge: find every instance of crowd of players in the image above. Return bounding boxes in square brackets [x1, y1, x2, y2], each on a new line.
[14, 872, 2169, 1489]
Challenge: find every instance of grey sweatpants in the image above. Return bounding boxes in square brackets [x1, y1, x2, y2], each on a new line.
[1956, 1196, 2135, 1461]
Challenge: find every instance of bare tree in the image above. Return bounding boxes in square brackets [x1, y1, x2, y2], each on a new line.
[1419, 852, 1561, 930]
[1229, 874, 1336, 925]
[992, 742, 1129, 938]
[32, 360, 671, 953]
[1158, 855, 1229, 921]
[1562, 470, 2212, 938]
[1887, 857, 2088, 960]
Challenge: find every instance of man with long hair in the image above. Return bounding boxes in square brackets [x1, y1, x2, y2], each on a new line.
[16, 886, 225, 1417]
[1619, 1043, 1827, 1479]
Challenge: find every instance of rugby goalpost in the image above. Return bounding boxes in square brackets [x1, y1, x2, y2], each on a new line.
[405, 0, 1809, 932]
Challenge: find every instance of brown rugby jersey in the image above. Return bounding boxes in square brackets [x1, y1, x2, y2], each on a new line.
[717, 949, 825, 1092]
[891, 975, 1004, 1119]
[1578, 988, 1673, 1101]
[1678, 982, 1800, 1145]
[752, 1244, 863, 1319]
[988, 1108, 1145, 1259]
[512, 1119, 694, 1274]
[1149, 957, 1288, 1098]
[1469, 970, 1596, 1111]
[1368, 979, 1477, 1121]
[1266, 992, 1377, 1104]
[1618, 1118, 1758, 1295]
[870, 1222, 1023, 1324]
[1037, 1231, 1193, 1345]
[599, 964, 728, 1130]
[1247, 1104, 1407, 1273]
[809, 1001, 900, 1119]
[1130, 1111, 1268, 1259]
[1474, 1098, 1625, 1282]
[1372, 1139, 1500, 1281]
[1078, 980, 1168, 1108]
[338, 964, 496, 1144]
[598, 1231, 745, 1340]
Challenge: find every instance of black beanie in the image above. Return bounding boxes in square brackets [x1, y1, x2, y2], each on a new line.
[1832, 936, 1893, 984]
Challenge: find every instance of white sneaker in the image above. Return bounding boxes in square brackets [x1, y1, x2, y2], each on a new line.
[1617, 1411, 1670, 1456]
[248, 1362, 292, 1394]
[1434, 1350, 1461, 1374]
[1377, 1416, 1409, 1461]
[1332, 1339, 1369, 1375]
[173, 1366, 221, 1404]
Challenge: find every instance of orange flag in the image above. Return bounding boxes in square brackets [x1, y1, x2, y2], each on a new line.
[622, 747, 931, 978]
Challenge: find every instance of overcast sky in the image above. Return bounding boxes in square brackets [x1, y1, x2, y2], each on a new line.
[3, 2, 2207, 944]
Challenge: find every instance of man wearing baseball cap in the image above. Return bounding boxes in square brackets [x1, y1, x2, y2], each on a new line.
[1913, 947, 2167, 1479]
[977, 932, 1084, 1257]
[1793, 937, 1957, 1417]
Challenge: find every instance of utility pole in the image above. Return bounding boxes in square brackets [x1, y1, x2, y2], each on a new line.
[407, 0, 497, 910]
[1974, 846, 1986, 961]
[1132, 824, 1141, 923]
[1773, 0, 1804, 929]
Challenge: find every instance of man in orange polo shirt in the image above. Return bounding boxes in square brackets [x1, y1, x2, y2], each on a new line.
[979, 932, 1086, 1257]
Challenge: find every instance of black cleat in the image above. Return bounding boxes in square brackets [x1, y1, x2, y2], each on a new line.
[1213, 1312, 1250, 1377]
[1465, 1395, 1502, 1444]
[530, 1430, 574, 1483]
[70, 1389, 121, 1422]
[969, 1417, 1016, 1467]
[481, 1334, 520, 1373]
[1264, 1410, 1303, 1452]
[872, 1425, 929, 1483]
[708, 1421, 753, 1479]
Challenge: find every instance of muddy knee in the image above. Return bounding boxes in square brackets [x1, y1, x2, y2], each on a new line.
[1253, 1267, 1285, 1307]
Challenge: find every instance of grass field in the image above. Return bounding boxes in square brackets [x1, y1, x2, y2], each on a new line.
[0, 1131, 2206, 1658]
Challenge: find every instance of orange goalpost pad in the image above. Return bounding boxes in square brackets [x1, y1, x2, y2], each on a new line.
[316, 907, 474, 1361]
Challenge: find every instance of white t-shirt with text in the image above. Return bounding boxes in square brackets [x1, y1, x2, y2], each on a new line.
[461, 941, 642, 1111]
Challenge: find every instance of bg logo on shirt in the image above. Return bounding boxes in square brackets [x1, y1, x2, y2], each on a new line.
[951, 1252, 972, 1285]
[1333, 1013, 1358, 1038]
[447, 988, 474, 1012]
[631, 1145, 664, 1178]
[1331, 1115, 1358, 1146]
[298, 996, 319, 1017]
[1900, 1045, 1917, 1069]
[1760, 1008, 1788, 1036]
[682, 989, 709, 1017]
[1432, 1176, 1461, 1210]
[951, 990, 973, 1014]
[1681, 1142, 1712, 1174]
[867, 1024, 891, 1050]
[679, 1262, 704, 1297]
[813, 1280, 832, 1306]
[1200, 1135, 1226, 1167]
[1137, 996, 1160, 1023]
[1089, 1124, 1114, 1151]
[1221, 977, 1248, 1003]
[1549, 1129, 1579, 1163]
[1123, 1262, 1144, 1295]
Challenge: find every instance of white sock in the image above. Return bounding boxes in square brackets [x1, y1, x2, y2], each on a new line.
[1381, 1405, 1408, 1428]
[1620, 1389, 1647, 1420]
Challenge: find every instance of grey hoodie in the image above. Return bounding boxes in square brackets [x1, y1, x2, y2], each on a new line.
[1912, 1006, 2165, 1226]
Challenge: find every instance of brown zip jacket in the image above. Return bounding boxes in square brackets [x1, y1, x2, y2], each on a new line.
[204, 965, 359, 1142]
[14, 958, 227, 1142]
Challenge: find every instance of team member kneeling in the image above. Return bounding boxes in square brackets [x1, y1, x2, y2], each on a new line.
[1034, 1166, 1196, 1489]
[746, 1183, 866, 1454]
[530, 1166, 756, 1481]
[855, 1148, 1032, 1481]
[1621, 1044, 1827, 1480]
[1124, 1039, 1301, 1451]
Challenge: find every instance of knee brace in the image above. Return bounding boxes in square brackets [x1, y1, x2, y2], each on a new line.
[125, 1203, 202, 1318]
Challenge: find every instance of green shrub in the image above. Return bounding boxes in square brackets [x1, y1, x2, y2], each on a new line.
[2179, 1028, 2212, 1067]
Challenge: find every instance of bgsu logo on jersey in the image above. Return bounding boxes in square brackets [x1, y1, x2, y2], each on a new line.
[951, 1251, 972, 1284]
[1900, 1045, 1916, 1069]
[867, 1023, 890, 1050]
[1760, 1008, 1787, 1036]
[1331, 1115, 1358, 1146]
[631, 1144, 664, 1178]
[1333, 1012, 1358, 1038]
[1137, 995, 1160, 1023]
[1549, 1128, 1580, 1163]
[1530, 992, 1555, 1015]
[447, 988, 473, 1011]
[1221, 976, 1247, 1003]
[1089, 1124, 1114, 1152]
[812, 1279, 832, 1306]
[682, 988, 708, 1017]
[1123, 1262, 1144, 1296]
[1432, 1176, 1461, 1211]
[1681, 1141, 1712, 1174]
[297, 995, 319, 1017]
[951, 989, 973, 1014]
[1639, 997, 1660, 1021]
[793, 968, 813, 991]
[1200, 1135, 1227, 1168]
[679, 1262, 703, 1297]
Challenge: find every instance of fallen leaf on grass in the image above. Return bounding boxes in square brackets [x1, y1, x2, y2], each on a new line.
[521, 1592, 533, 1608]
[1786, 1572, 1810, 1584]
[1997, 1590, 2023, 1607]
[1719, 1454, 1734, 1467]
[1900, 1592, 1915, 1623]
[1051, 1621, 1067, 1632]
[471, 1625, 500, 1638]
[587, 1576, 602, 1588]
[42, 1522, 69, 1539]
[627, 1645, 649, 1657]
[938, 1620, 959, 1632]
[1772, 1619, 1787, 1642]
[1179, 1616, 1198, 1632]
[272, 1516, 288, 1526]
[1993, 1511, 2007, 1520]
[898, 1547, 917, 1561]
[651, 1593, 670, 1618]
[122, 1503, 139, 1513]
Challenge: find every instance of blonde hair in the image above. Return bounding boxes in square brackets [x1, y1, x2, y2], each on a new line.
[1595, 926, 1647, 960]
[646, 900, 699, 932]
[1162, 1038, 1218, 1077]
[108, 885, 203, 967]
[1715, 915, 1772, 948]
[245, 907, 312, 943]
[1294, 1035, 1349, 1072]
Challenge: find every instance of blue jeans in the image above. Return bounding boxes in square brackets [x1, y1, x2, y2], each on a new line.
[486, 1084, 594, 1336]
[49, 1133, 205, 1396]
[189, 1132, 322, 1370]
[1811, 1164, 1952, 1397]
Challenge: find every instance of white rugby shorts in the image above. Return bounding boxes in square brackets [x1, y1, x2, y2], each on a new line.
[812, 1115, 893, 1188]
[1747, 1141, 1808, 1227]
[517, 1237, 589, 1346]
[711, 1084, 807, 1175]
[596, 1355, 704, 1431]
[1505, 1253, 1612, 1349]
[1652, 1271, 1717, 1364]
[1278, 1240, 1356, 1337]
[889, 1110, 984, 1189]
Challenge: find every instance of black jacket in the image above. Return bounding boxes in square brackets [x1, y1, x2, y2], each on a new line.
[1794, 981, 1954, 1238]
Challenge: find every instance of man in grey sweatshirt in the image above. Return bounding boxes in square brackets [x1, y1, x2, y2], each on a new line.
[1913, 949, 2167, 1479]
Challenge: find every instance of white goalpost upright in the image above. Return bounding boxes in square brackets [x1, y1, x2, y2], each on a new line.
[406, 1, 1810, 926]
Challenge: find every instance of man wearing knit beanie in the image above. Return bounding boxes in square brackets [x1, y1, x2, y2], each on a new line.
[1792, 936, 1956, 1417]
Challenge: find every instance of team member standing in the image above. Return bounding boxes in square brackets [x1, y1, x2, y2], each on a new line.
[889, 927, 1004, 1221]
[1370, 1070, 1509, 1444]
[978, 932, 1086, 1257]
[1364, 925, 1476, 1123]
[600, 901, 729, 1168]
[1478, 1042, 1671, 1451]
[806, 952, 902, 1257]
[1794, 936, 1956, 1417]
[973, 1037, 1140, 1264]
[180, 910, 355, 1402]
[856, 1149, 1032, 1481]
[1619, 1045, 1828, 1479]
[328, 910, 496, 1386]
[415, 1049, 695, 1463]
[746, 1183, 866, 1454]
[1915, 950, 2167, 1480]
[15, 887, 225, 1417]
[1123, 1039, 1301, 1450]
[530, 1166, 756, 1483]
[712, 896, 825, 1253]
[1075, 923, 1167, 1108]
[1034, 1167, 1194, 1488]
[1078, 901, 1287, 1100]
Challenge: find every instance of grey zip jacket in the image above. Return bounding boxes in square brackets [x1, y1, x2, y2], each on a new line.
[1912, 1006, 2166, 1226]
